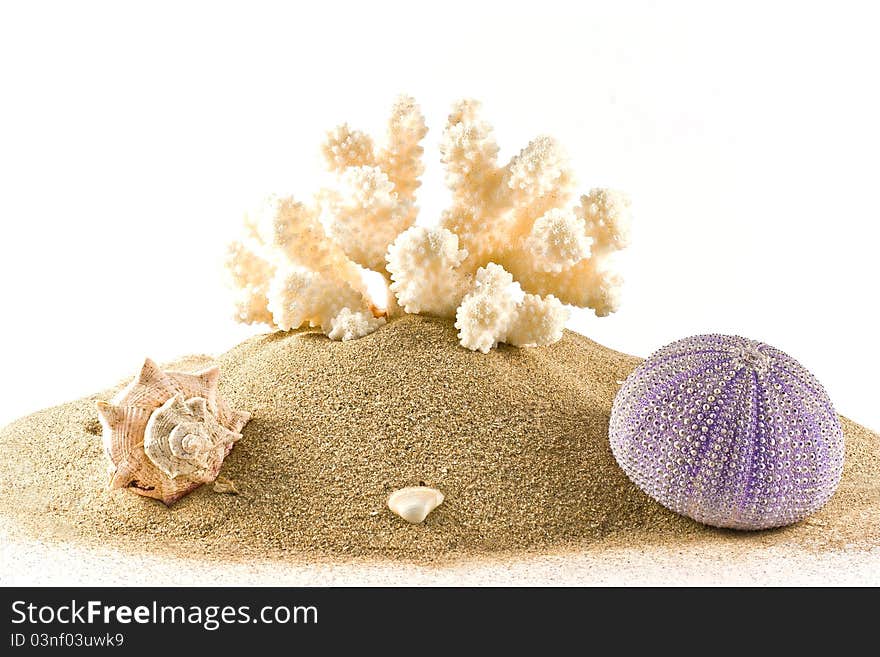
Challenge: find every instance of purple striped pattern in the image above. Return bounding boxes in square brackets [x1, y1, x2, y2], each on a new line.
[609, 335, 844, 530]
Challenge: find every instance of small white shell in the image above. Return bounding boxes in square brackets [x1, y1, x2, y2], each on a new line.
[387, 486, 444, 524]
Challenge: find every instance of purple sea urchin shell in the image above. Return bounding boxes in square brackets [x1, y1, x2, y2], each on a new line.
[609, 335, 844, 530]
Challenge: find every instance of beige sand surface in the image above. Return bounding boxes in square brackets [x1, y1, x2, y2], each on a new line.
[0, 316, 877, 583]
[2, 526, 877, 586]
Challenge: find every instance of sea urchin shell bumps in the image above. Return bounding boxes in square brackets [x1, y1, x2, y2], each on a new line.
[609, 335, 844, 530]
[95, 358, 250, 506]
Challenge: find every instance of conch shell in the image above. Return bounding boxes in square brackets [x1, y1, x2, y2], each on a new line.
[387, 486, 444, 524]
[144, 395, 240, 482]
[95, 358, 249, 505]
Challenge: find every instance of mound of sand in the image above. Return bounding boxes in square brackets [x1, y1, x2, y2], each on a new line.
[0, 315, 877, 562]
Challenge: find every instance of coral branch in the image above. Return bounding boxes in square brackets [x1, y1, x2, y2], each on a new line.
[440, 99, 502, 213]
[327, 307, 386, 342]
[225, 194, 379, 338]
[437, 101, 631, 318]
[504, 135, 574, 230]
[322, 124, 376, 171]
[455, 264, 518, 353]
[523, 208, 592, 273]
[502, 189, 631, 314]
[267, 195, 364, 290]
[378, 95, 428, 211]
[454, 264, 569, 353]
[323, 95, 427, 261]
[327, 166, 412, 272]
[225, 240, 275, 325]
[386, 226, 470, 317]
[506, 294, 568, 347]
[267, 267, 379, 337]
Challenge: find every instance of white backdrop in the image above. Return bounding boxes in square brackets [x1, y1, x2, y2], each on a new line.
[0, 1, 877, 430]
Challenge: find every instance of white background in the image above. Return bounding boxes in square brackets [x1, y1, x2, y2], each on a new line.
[0, 1, 877, 430]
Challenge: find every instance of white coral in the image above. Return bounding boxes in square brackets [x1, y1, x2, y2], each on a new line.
[225, 240, 275, 325]
[455, 263, 518, 353]
[225, 97, 429, 341]
[438, 100, 631, 318]
[323, 94, 426, 230]
[505, 188, 632, 316]
[267, 196, 364, 290]
[524, 208, 592, 273]
[386, 226, 469, 317]
[327, 308, 386, 342]
[455, 264, 569, 353]
[380, 95, 428, 205]
[327, 166, 411, 272]
[579, 188, 632, 255]
[226, 96, 631, 351]
[267, 268, 370, 333]
[505, 136, 573, 219]
[506, 294, 568, 347]
[439, 99, 502, 212]
[225, 195, 377, 338]
[322, 124, 376, 171]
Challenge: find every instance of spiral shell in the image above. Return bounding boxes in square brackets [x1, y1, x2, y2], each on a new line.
[95, 358, 249, 505]
[144, 395, 241, 482]
[609, 335, 844, 530]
